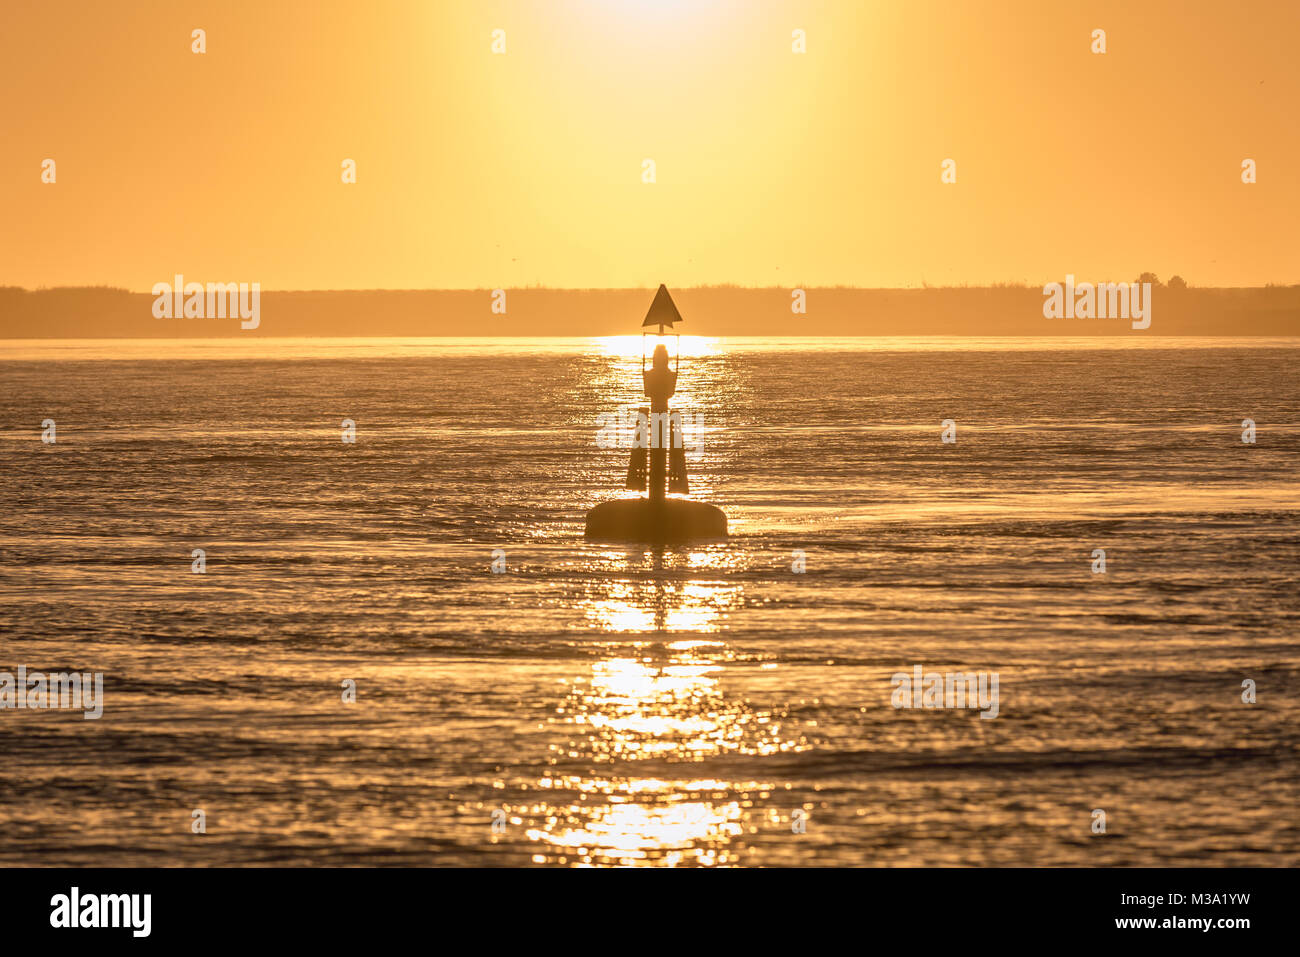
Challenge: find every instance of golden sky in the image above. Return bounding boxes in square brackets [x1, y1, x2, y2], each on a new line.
[2, 0, 1297, 290]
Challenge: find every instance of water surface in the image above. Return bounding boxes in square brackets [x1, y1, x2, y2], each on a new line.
[1, 337, 1296, 866]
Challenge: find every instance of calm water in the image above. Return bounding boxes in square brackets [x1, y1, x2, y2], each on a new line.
[1, 337, 1297, 866]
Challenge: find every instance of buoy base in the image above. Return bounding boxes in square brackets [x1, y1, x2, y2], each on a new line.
[584, 497, 728, 543]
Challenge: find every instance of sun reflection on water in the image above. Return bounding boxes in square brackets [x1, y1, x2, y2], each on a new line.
[522, 564, 807, 864]
[583, 580, 740, 633]
[529, 336, 775, 864]
[593, 335, 721, 360]
[525, 778, 747, 867]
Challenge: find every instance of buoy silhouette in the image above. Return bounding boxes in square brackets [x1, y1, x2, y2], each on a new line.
[584, 285, 728, 543]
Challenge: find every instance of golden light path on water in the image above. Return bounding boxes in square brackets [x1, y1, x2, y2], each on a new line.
[583, 581, 737, 633]
[491, 337, 806, 866]
[520, 634, 804, 865]
[522, 340, 759, 863]
[593, 334, 722, 359]
[518, 536, 809, 865]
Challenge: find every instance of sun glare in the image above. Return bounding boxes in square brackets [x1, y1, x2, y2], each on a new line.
[593, 335, 720, 359]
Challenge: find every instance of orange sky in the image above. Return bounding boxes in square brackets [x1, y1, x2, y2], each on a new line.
[2, 0, 1297, 291]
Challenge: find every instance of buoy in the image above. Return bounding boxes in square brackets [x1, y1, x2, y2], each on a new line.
[584, 285, 728, 543]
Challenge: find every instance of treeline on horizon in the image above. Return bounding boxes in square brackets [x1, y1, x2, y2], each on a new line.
[1, 282, 1297, 337]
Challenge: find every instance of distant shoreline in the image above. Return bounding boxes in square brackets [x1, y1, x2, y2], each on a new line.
[5, 337, 1300, 365]
[2, 285, 1297, 338]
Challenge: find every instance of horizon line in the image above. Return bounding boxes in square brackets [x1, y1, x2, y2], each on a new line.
[6, 281, 1300, 295]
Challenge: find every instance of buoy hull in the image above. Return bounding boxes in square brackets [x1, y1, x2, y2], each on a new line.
[584, 498, 727, 543]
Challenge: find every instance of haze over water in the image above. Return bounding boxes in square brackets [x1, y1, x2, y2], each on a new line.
[1, 337, 1297, 866]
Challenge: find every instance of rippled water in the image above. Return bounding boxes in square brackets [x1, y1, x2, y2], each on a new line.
[1, 337, 1297, 866]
